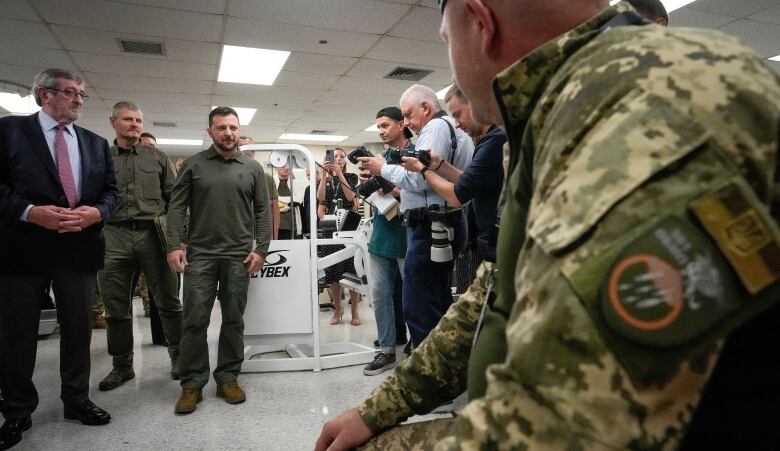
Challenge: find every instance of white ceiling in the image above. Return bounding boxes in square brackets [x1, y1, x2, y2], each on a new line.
[0, 0, 778, 155]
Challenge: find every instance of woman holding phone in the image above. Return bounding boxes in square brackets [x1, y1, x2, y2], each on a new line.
[317, 148, 362, 325]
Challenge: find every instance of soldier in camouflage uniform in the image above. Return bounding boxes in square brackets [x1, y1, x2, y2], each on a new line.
[316, 1, 780, 449]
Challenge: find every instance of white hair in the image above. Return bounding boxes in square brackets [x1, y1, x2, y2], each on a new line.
[400, 84, 442, 112]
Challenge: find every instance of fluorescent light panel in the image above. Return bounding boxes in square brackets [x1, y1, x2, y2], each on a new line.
[0, 92, 40, 114]
[364, 124, 377, 131]
[218, 45, 290, 86]
[278, 133, 348, 142]
[769, 55, 780, 62]
[610, 0, 696, 12]
[211, 106, 256, 125]
[156, 139, 203, 146]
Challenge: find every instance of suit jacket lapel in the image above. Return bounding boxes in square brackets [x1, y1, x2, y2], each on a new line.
[23, 113, 59, 182]
[75, 125, 90, 195]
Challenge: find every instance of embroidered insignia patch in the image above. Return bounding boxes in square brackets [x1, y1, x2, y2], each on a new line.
[601, 216, 739, 347]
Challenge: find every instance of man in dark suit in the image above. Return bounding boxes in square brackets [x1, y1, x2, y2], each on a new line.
[0, 68, 116, 449]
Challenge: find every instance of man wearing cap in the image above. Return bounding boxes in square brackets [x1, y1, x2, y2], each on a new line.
[362, 107, 413, 376]
[359, 84, 473, 353]
[316, 0, 780, 449]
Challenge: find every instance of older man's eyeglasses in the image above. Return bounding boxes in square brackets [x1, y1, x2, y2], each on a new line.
[48, 87, 90, 101]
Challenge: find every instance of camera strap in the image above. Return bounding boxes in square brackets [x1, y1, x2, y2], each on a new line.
[437, 117, 458, 165]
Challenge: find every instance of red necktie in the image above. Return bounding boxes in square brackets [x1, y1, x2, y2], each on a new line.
[55, 124, 77, 208]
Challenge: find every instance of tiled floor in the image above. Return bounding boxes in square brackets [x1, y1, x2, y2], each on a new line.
[13, 296, 452, 450]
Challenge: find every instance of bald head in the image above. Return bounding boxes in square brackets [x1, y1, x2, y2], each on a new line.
[439, 0, 608, 124]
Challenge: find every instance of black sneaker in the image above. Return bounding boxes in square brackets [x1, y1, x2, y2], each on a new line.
[403, 341, 412, 356]
[363, 352, 396, 376]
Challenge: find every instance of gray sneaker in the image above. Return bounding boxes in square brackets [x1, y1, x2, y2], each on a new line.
[363, 352, 396, 376]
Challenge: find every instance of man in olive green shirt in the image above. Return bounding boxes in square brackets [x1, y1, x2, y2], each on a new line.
[165, 107, 271, 414]
[98, 101, 182, 391]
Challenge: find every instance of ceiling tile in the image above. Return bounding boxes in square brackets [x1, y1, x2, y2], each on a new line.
[717, 19, 780, 57]
[93, 88, 210, 105]
[284, 53, 358, 75]
[0, 46, 75, 71]
[669, 6, 736, 27]
[387, 6, 442, 42]
[329, 76, 413, 96]
[71, 52, 216, 80]
[747, 4, 780, 25]
[84, 72, 214, 94]
[115, 0, 227, 14]
[34, 0, 223, 42]
[0, 0, 42, 21]
[52, 25, 220, 64]
[213, 85, 324, 110]
[274, 71, 339, 90]
[224, 17, 381, 58]
[346, 59, 452, 84]
[0, 18, 61, 50]
[229, 0, 411, 34]
[688, 0, 778, 18]
[364, 36, 450, 67]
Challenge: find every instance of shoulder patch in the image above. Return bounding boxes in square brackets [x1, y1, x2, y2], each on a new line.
[690, 180, 780, 294]
[600, 216, 739, 347]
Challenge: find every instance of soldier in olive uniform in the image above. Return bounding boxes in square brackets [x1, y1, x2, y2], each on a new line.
[316, 1, 780, 449]
[98, 101, 182, 391]
[166, 107, 271, 414]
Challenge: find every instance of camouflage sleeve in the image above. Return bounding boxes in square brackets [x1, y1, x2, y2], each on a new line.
[434, 93, 780, 451]
[358, 263, 490, 433]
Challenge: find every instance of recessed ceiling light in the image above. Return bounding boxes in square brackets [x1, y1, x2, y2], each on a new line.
[156, 139, 204, 146]
[278, 133, 348, 142]
[217, 45, 290, 86]
[364, 124, 377, 132]
[769, 55, 780, 61]
[610, 0, 696, 12]
[0, 92, 40, 114]
[211, 106, 256, 125]
[436, 85, 452, 100]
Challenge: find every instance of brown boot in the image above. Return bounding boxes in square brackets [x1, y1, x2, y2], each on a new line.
[174, 388, 202, 414]
[92, 316, 106, 329]
[216, 380, 246, 404]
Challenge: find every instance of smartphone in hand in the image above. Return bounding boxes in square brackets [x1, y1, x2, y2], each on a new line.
[325, 148, 334, 163]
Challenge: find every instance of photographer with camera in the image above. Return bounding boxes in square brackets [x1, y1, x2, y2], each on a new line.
[359, 84, 473, 351]
[317, 148, 363, 326]
[401, 84, 506, 263]
[359, 107, 414, 375]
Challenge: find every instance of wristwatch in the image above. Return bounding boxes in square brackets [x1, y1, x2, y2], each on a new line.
[420, 167, 429, 179]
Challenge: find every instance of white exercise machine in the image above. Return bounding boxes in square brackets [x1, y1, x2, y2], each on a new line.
[239, 144, 375, 372]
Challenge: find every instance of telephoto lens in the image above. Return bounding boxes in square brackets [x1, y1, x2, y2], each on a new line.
[429, 220, 454, 262]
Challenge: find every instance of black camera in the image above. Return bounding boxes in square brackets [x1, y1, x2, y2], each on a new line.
[386, 147, 432, 167]
[347, 146, 373, 165]
[356, 176, 395, 198]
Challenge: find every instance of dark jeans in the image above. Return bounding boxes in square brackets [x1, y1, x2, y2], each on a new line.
[402, 216, 466, 349]
[393, 270, 406, 341]
[0, 269, 95, 419]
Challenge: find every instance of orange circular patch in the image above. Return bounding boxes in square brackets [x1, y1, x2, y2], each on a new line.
[608, 254, 684, 331]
